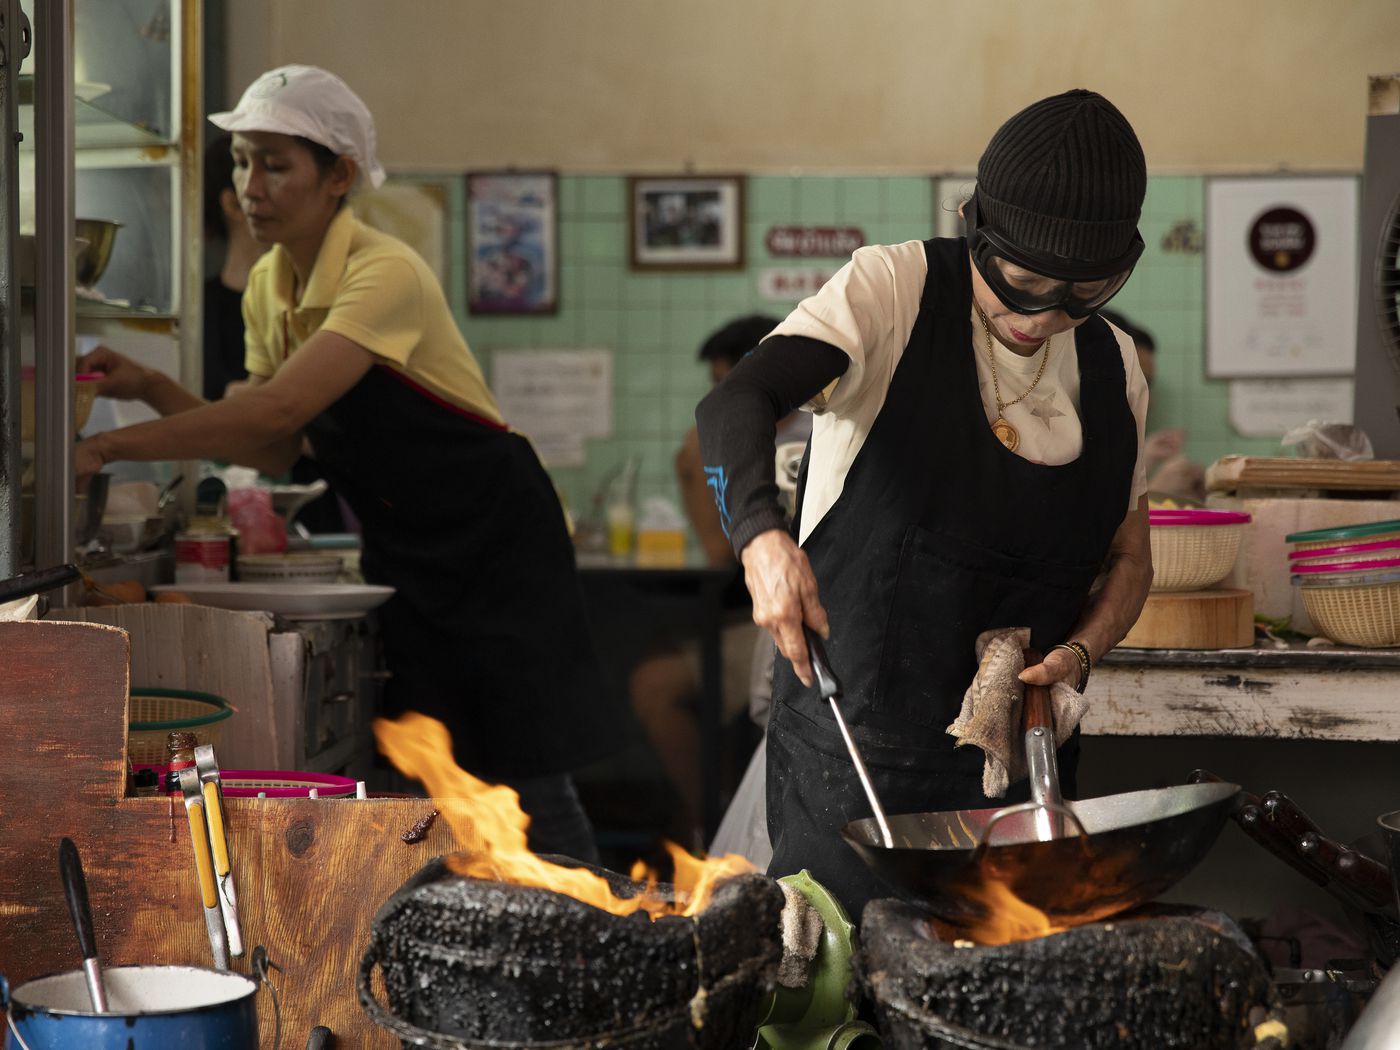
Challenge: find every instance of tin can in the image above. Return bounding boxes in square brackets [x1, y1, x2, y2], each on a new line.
[175, 518, 234, 583]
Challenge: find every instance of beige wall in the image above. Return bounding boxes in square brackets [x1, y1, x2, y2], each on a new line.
[225, 0, 1398, 174]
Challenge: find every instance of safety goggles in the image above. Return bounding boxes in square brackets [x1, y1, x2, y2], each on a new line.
[964, 193, 1143, 319]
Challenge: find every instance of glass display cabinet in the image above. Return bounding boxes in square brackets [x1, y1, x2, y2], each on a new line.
[0, 0, 201, 579]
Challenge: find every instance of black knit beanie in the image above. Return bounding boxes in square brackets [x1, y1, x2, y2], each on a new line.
[975, 89, 1146, 269]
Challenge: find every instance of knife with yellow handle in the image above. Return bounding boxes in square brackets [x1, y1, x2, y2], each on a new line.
[194, 744, 244, 958]
[178, 765, 229, 970]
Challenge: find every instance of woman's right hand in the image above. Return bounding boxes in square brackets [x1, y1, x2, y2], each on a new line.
[740, 528, 829, 687]
[78, 344, 150, 401]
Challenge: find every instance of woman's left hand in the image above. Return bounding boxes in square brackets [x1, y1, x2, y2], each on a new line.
[1018, 646, 1083, 690]
[75, 435, 107, 486]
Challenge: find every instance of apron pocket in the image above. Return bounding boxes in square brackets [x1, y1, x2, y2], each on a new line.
[871, 524, 1096, 728]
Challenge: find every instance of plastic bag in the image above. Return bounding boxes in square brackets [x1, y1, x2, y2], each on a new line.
[1279, 420, 1374, 461]
[227, 484, 287, 554]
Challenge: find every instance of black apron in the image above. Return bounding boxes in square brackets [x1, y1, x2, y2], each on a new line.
[766, 238, 1137, 918]
[304, 365, 622, 780]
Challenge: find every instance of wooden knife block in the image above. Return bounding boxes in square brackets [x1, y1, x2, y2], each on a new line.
[0, 619, 456, 1048]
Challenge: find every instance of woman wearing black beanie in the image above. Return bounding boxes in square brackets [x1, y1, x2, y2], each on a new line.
[696, 89, 1154, 915]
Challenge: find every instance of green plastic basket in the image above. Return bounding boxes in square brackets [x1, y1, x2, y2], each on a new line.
[128, 687, 233, 765]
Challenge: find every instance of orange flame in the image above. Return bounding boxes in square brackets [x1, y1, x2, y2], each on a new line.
[959, 878, 1067, 945]
[374, 712, 754, 918]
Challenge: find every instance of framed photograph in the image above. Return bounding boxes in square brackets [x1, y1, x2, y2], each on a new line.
[629, 176, 745, 270]
[467, 171, 558, 314]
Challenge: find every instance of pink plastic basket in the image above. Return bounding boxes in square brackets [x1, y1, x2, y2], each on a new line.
[134, 765, 357, 798]
[1288, 538, 1400, 562]
[1289, 556, 1400, 577]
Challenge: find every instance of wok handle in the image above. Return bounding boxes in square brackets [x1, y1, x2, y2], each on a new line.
[0, 563, 81, 604]
[1020, 648, 1054, 734]
[1020, 648, 1063, 839]
[1264, 791, 1396, 909]
[1299, 832, 1396, 911]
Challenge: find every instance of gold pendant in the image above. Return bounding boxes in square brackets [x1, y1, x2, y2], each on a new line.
[991, 416, 1020, 451]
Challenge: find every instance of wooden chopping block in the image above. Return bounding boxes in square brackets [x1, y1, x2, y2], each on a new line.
[1121, 588, 1254, 649]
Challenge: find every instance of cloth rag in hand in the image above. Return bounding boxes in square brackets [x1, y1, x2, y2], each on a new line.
[945, 627, 1089, 798]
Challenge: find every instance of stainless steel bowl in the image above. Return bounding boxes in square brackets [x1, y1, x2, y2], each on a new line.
[73, 218, 122, 288]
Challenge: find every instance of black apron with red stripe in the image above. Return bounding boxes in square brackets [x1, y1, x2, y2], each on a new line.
[766, 237, 1137, 918]
[304, 364, 621, 780]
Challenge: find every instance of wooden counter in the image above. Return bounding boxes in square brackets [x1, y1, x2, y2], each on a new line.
[1086, 644, 1400, 741]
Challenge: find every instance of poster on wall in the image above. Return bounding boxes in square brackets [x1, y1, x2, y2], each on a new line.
[1206, 176, 1359, 378]
[467, 172, 558, 315]
[492, 349, 612, 467]
[1228, 377, 1355, 438]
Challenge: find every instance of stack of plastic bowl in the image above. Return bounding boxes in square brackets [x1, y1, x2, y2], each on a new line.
[1287, 519, 1400, 647]
[1147, 508, 1252, 592]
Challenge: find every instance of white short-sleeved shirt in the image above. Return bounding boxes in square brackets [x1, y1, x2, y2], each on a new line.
[768, 241, 1150, 544]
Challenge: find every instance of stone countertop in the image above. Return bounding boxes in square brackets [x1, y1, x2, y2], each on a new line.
[1102, 642, 1400, 672]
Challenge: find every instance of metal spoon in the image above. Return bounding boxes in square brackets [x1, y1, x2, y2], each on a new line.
[804, 627, 895, 848]
[58, 837, 108, 1012]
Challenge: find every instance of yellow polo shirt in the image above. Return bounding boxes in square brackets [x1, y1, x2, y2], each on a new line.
[242, 207, 504, 425]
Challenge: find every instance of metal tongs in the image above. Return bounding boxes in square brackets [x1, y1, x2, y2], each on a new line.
[805, 627, 896, 848]
[176, 745, 244, 968]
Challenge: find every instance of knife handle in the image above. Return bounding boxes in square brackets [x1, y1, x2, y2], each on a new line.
[58, 837, 99, 961]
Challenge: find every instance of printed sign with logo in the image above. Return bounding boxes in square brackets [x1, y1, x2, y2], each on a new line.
[758, 268, 837, 302]
[1206, 176, 1359, 377]
[764, 226, 865, 258]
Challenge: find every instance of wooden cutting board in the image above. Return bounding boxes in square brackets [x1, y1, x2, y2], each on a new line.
[1207, 456, 1400, 493]
[1121, 588, 1254, 650]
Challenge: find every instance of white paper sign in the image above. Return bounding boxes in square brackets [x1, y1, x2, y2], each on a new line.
[1228, 377, 1355, 438]
[492, 349, 612, 467]
[1206, 176, 1359, 378]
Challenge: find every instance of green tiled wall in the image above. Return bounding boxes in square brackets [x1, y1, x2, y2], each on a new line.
[444, 174, 1279, 532]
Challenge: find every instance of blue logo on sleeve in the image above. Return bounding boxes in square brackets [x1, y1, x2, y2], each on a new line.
[703, 465, 732, 537]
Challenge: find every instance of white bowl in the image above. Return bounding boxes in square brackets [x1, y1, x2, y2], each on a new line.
[236, 553, 343, 584]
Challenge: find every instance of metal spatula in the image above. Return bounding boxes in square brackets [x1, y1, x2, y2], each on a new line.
[804, 627, 895, 848]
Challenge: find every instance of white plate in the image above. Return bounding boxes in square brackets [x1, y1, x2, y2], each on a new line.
[150, 582, 395, 619]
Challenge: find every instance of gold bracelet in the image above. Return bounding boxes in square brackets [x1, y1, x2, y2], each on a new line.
[1051, 641, 1092, 692]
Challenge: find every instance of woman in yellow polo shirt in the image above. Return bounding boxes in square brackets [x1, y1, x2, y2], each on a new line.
[75, 66, 621, 861]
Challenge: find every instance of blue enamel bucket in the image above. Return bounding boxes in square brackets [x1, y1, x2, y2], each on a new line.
[2, 965, 259, 1049]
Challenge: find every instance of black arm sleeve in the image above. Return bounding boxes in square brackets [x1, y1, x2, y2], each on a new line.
[694, 334, 850, 556]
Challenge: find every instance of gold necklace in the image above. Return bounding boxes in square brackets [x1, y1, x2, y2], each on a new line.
[975, 304, 1048, 452]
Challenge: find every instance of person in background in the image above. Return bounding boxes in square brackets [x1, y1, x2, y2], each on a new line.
[1099, 309, 1207, 503]
[675, 315, 804, 566]
[75, 65, 622, 861]
[697, 89, 1155, 915]
[202, 131, 345, 533]
[202, 133, 266, 402]
[632, 315, 808, 847]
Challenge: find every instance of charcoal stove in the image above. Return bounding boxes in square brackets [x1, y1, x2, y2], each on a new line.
[358, 856, 786, 1049]
[858, 899, 1285, 1050]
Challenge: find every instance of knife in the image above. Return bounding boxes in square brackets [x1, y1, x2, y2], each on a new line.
[178, 766, 230, 969]
[195, 745, 244, 958]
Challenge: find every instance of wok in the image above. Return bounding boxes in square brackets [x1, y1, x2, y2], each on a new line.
[811, 636, 1240, 929]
